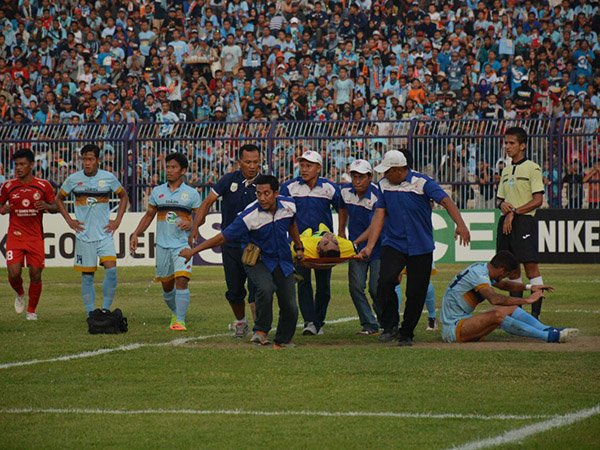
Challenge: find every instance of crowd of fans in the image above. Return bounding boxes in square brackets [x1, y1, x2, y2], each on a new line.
[0, 0, 598, 208]
[0, 0, 598, 125]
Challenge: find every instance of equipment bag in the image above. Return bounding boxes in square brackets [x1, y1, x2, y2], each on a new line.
[241, 243, 261, 266]
[87, 308, 128, 334]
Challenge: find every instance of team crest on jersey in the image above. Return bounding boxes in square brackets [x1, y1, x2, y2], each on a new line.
[98, 180, 106, 188]
[33, 192, 41, 200]
[166, 211, 178, 224]
[230, 182, 238, 192]
[181, 192, 189, 201]
[158, 194, 165, 199]
[22, 199, 30, 207]
[87, 197, 98, 206]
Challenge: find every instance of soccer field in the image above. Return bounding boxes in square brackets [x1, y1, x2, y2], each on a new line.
[1, 264, 599, 449]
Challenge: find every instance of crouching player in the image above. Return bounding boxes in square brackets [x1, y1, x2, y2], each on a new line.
[0, 149, 56, 320]
[441, 251, 578, 343]
[130, 153, 200, 331]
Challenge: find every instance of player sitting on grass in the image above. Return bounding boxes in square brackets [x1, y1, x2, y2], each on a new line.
[441, 251, 578, 344]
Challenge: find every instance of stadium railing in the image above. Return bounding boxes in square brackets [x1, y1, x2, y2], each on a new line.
[0, 118, 597, 212]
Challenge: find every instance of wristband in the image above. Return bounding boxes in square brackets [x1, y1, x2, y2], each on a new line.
[526, 284, 532, 290]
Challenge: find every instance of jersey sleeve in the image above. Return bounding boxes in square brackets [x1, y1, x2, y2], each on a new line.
[530, 164, 545, 194]
[496, 170, 506, 200]
[191, 189, 202, 210]
[59, 175, 74, 197]
[222, 213, 249, 242]
[44, 181, 56, 203]
[148, 187, 159, 207]
[424, 178, 449, 204]
[212, 173, 230, 197]
[279, 181, 290, 197]
[375, 184, 387, 209]
[109, 173, 124, 194]
[0, 182, 7, 204]
[330, 183, 341, 211]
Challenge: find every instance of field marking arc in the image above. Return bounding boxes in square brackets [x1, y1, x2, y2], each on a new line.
[0, 316, 359, 370]
[449, 404, 600, 450]
[0, 407, 553, 421]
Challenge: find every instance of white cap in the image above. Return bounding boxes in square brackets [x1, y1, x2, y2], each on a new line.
[374, 150, 408, 173]
[290, 17, 299, 24]
[349, 159, 373, 174]
[299, 150, 323, 165]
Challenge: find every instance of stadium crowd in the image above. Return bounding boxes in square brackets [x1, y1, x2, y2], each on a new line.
[0, 0, 599, 207]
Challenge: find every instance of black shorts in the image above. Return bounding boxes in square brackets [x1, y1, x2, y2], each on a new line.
[496, 214, 539, 263]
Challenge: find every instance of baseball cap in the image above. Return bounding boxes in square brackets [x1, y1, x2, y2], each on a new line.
[349, 159, 372, 174]
[215, 106, 224, 112]
[290, 17, 299, 24]
[299, 150, 323, 165]
[374, 150, 408, 173]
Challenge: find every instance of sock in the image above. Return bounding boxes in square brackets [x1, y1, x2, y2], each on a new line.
[175, 289, 190, 323]
[510, 307, 548, 331]
[162, 289, 177, 314]
[9, 276, 25, 296]
[529, 276, 544, 317]
[425, 282, 436, 319]
[395, 284, 403, 313]
[510, 277, 523, 298]
[500, 315, 548, 341]
[27, 281, 42, 313]
[81, 273, 96, 314]
[102, 267, 117, 310]
[236, 317, 248, 324]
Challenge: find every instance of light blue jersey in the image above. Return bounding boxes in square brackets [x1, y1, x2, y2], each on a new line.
[441, 262, 492, 342]
[149, 182, 201, 249]
[60, 170, 123, 243]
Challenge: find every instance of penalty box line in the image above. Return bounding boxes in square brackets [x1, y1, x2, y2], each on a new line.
[0, 407, 553, 421]
[0, 316, 359, 371]
[449, 404, 600, 450]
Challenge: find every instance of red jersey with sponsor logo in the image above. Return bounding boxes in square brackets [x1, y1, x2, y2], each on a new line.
[0, 177, 55, 243]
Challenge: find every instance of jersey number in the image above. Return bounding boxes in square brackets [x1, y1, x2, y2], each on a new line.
[449, 269, 470, 289]
[6, 250, 14, 261]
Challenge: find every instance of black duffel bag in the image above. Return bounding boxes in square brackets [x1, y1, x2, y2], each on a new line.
[87, 308, 128, 334]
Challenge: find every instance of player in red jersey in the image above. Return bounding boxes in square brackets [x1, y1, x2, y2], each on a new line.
[0, 149, 56, 320]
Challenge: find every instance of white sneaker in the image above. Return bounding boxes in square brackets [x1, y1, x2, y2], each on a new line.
[250, 332, 270, 345]
[229, 320, 249, 338]
[26, 312, 38, 321]
[14, 295, 26, 314]
[559, 328, 579, 343]
[317, 326, 325, 335]
[302, 322, 317, 336]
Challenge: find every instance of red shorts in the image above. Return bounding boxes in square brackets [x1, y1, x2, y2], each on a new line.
[6, 239, 46, 268]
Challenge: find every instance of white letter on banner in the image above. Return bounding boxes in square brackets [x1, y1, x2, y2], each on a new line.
[539, 220, 555, 252]
[432, 212, 448, 261]
[585, 221, 599, 253]
[197, 214, 224, 264]
[455, 212, 496, 262]
[567, 220, 585, 252]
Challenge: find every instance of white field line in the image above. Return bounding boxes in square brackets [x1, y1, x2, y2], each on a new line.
[449, 404, 600, 450]
[0, 407, 553, 421]
[0, 316, 358, 370]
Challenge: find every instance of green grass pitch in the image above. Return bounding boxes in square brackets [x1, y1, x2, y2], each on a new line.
[1, 264, 599, 449]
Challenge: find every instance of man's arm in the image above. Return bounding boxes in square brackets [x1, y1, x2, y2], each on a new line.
[55, 192, 84, 232]
[439, 196, 471, 245]
[494, 279, 554, 293]
[180, 232, 227, 262]
[106, 188, 129, 233]
[337, 207, 348, 239]
[129, 206, 158, 253]
[357, 208, 384, 259]
[289, 221, 304, 261]
[189, 190, 219, 244]
[479, 285, 545, 306]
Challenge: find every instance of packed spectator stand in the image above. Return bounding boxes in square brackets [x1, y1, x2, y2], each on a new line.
[0, 0, 598, 209]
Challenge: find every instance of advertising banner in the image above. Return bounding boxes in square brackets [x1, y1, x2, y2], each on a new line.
[1, 210, 598, 267]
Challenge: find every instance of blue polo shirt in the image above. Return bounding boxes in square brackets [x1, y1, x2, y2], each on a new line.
[279, 177, 340, 233]
[376, 170, 448, 256]
[340, 182, 381, 259]
[212, 170, 257, 247]
[222, 196, 297, 276]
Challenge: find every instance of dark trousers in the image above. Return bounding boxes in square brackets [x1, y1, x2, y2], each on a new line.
[296, 265, 331, 331]
[245, 263, 298, 344]
[222, 245, 256, 304]
[376, 246, 433, 339]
